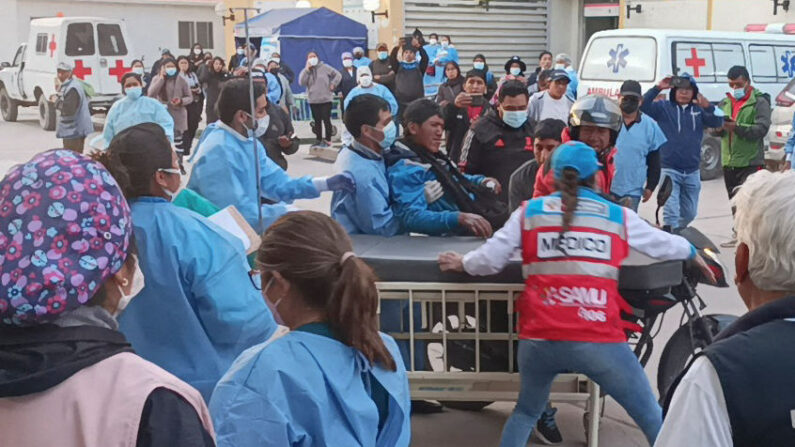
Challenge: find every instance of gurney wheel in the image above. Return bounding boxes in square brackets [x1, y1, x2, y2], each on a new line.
[439, 401, 493, 412]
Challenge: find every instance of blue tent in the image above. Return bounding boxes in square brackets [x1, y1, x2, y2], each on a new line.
[235, 7, 367, 93]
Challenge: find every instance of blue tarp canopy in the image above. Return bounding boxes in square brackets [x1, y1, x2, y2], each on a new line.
[234, 7, 367, 93]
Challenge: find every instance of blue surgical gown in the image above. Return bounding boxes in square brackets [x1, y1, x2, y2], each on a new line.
[209, 327, 411, 447]
[187, 122, 321, 233]
[344, 85, 399, 117]
[118, 197, 276, 401]
[423, 46, 459, 97]
[331, 143, 402, 236]
[98, 96, 174, 149]
[353, 57, 372, 69]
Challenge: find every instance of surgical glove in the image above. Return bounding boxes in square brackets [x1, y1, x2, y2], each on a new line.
[424, 180, 444, 204]
[327, 172, 356, 193]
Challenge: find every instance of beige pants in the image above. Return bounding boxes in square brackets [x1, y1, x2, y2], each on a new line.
[62, 138, 85, 154]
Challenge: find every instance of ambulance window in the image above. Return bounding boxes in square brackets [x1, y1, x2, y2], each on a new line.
[672, 42, 716, 83]
[98, 24, 128, 56]
[580, 36, 657, 82]
[712, 44, 745, 80]
[774, 45, 795, 82]
[65, 23, 95, 56]
[749, 45, 777, 83]
[35, 34, 48, 54]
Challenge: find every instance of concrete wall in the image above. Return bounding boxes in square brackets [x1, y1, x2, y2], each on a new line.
[7, 0, 224, 69]
[710, 0, 795, 31]
[623, 0, 795, 31]
[0, 1, 21, 63]
[549, 0, 585, 64]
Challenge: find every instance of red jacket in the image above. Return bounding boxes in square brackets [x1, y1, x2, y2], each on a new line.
[532, 128, 616, 197]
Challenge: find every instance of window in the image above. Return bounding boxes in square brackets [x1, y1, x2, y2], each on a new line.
[750, 45, 777, 83]
[35, 33, 48, 54]
[712, 44, 745, 79]
[178, 21, 214, 50]
[65, 22, 95, 56]
[97, 24, 128, 56]
[672, 42, 718, 82]
[580, 36, 657, 82]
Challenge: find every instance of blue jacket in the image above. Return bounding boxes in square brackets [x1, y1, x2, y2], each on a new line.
[641, 75, 724, 173]
[187, 122, 321, 233]
[386, 141, 484, 235]
[210, 328, 411, 447]
[331, 143, 403, 236]
[344, 84, 399, 116]
[119, 197, 276, 401]
[96, 95, 174, 149]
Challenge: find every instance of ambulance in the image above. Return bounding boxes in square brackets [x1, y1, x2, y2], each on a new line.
[0, 17, 135, 130]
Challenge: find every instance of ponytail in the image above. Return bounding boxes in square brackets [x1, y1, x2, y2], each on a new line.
[91, 150, 134, 199]
[257, 211, 397, 371]
[557, 168, 580, 241]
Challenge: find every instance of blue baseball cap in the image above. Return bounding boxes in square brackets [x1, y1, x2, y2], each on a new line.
[552, 141, 601, 180]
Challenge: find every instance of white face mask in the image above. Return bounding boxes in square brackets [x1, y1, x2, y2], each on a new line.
[441, 41, 449, 48]
[342, 59, 353, 68]
[554, 63, 566, 70]
[246, 112, 271, 137]
[308, 57, 319, 67]
[271, 57, 280, 64]
[114, 255, 145, 317]
[193, 48, 202, 55]
[359, 75, 373, 87]
[157, 167, 181, 201]
[132, 66, 144, 75]
[429, 38, 438, 45]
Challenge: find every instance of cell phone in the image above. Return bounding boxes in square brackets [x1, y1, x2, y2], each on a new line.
[470, 95, 485, 106]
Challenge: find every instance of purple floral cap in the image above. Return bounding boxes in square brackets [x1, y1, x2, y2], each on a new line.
[0, 149, 132, 326]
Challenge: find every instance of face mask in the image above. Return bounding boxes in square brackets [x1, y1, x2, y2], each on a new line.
[253, 114, 271, 137]
[359, 76, 373, 87]
[263, 277, 282, 308]
[510, 67, 521, 76]
[308, 57, 319, 67]
[620, 98, 640, 114]
[441, 41, 449, 48]
[114, 255, 145, 317]
[125, 86, 143, 100]
[271, 57, 280, 64]
[165, 67, 177, 77]
[501, 109, 527, 128]
[343, 59, 353, 68]
[732, 87, 747, 100]
[473, 61, 485, 70]
[554, 63, 566, 70]
[193, 48, 201, 55]
[237, 49, 245, 55]
[157, 168, 181, 200]
[429, 38, 438, 45]
[379, 121, 397, 149]
[132, 66, 144, 75]
[378, 51, 388, 60]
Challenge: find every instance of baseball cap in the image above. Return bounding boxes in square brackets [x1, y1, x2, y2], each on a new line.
[550, 69, 571, 83]
[56, 62, 73, 72]
[620, 80, 642, 97]
[552, 141, 601, 180]
[161, 48, 172, 55]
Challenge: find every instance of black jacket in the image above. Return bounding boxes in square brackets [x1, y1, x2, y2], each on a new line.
[508, 158, 538, 212]
[0, 324, 213, 447]
[336, 67, 358, 101]
[370, 59, 396, 92]
[259, 103, 299, 170]
[197, 65, 228, 123]
[443, 100, 491, 164]
[390, 46, 429, 106]
[279, 63, 295, 84]
[459, 110, 535, 203]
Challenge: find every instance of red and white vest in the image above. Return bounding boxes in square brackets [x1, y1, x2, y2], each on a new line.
[519, 189, 632, 343]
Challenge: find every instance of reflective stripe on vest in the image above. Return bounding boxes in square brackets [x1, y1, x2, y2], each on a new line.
[522, 261, 619, 280]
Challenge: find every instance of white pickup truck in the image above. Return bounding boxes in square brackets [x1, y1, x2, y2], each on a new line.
[0, 17, 134, 130]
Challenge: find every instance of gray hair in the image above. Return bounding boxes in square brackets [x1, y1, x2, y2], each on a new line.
[555, 53, 572, 65]
[732, 170, 795, 292]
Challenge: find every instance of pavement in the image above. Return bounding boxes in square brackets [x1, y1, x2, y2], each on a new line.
[0, 109, 749, 446]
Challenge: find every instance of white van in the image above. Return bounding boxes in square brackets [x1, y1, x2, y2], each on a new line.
[0, 17, 134, 130]
[578, 29, 794, 179]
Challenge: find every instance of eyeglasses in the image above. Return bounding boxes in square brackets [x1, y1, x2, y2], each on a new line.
[249, 269, 262, 290]
[157, 168, 182, 175]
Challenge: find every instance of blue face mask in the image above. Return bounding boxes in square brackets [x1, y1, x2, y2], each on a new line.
[165, 67, 177, 77]
[732, 87, 746, 100]
[125, 86, 142, 99]
[510, 67, 521, 76]
[378, 51, 388, 60]
[501, 110, 527, 128]
[473, 61, 485, 70]
[379, 121, 397, 149]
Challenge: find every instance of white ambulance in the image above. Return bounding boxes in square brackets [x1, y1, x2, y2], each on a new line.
[577, 29, 795, 179]
[0, 17, 135, 130]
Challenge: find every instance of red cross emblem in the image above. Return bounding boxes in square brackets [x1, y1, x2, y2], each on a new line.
[684, 48, 706, 78]
[48, 34, 57, 58]
[109, 59, 131, 82]
[72, 60, 93, 80]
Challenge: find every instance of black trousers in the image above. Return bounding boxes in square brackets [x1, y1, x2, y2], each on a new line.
[182, 98, 204, 156]
[724, 165, 763, 216]
[309, 102, 332, 141]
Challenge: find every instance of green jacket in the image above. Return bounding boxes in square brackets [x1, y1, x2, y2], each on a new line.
[715, 88, 771, 168]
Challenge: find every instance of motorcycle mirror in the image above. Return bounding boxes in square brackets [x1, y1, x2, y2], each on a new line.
[657, 176, 673, 207]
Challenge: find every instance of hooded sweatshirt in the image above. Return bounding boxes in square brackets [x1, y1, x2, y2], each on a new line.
[641, 74, 724, 173]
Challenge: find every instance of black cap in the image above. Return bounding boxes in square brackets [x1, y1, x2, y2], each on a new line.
[620, 80, 642, 97]
[504, 56, 526, 74]
[672, 76, 693, 89]
[465, 69, 487, 82]
[550, 69, 571, 82]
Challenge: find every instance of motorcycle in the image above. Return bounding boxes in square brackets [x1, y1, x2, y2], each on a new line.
[433, 177, 737, 411]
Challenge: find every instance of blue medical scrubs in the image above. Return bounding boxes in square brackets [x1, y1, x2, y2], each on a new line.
[331, 142, 402, 236]
[187, 122, 321, 233]
[423, 46, 459, 97]
[344, 84, 399, 117]
[210, 325, 411, 447]
[98, 95, 174, 148]
[118, 197, 277, 402]
[611, 112, 667, 201]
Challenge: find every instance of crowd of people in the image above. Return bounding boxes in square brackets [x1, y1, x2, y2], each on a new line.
[3, 28, 792, 447]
